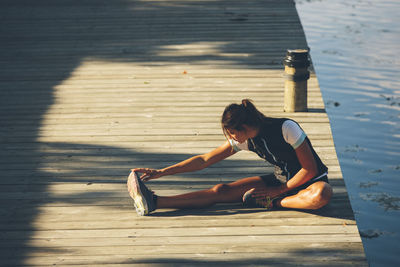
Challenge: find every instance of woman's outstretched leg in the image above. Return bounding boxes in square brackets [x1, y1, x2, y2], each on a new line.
[128, 170, 268, 214]
[157, 176, 267, 209]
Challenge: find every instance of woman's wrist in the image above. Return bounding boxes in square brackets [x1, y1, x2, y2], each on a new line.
[160, 167, 174, 177]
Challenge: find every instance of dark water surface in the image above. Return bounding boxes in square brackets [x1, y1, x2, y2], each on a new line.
[295, 1, 400, 266]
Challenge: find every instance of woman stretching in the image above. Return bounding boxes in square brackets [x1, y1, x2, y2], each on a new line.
[127, 99, 333, 216]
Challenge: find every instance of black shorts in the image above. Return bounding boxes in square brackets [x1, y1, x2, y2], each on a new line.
[260, 171, 329, 197]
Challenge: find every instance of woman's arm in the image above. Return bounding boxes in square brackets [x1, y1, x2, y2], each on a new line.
[251, 140, 318, 199]
[280, 140, 318, 192]
[133, 141, 236, 181]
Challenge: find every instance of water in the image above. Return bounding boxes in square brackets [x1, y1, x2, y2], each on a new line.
[295, 1, 400, 266]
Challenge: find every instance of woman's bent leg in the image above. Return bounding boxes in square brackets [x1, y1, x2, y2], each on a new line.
[157, 176, 268, 209]
[276, 181, 333, 210]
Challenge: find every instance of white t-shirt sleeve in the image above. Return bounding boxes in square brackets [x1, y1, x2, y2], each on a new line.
[228, 139, 249, 152]
[282, 120, 307, 149]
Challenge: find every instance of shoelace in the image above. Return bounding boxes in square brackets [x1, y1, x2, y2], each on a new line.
[256, 196, 274, 209]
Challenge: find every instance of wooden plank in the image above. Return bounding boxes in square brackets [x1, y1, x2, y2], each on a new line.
[1, 225, 360, 240]
[0, 204, 352, 220]
[1, 234, 363, 248]
[3, 254, 368, 267]
[0, 217, 357, 232]
[0, 242, 365, 256]
[0, 214, 356, 228]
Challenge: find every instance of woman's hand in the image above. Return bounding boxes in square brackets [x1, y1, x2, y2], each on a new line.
[131, 168, 164, 182]
[247, 185, 286, 201]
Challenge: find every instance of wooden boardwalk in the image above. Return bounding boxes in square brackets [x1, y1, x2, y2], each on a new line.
[0, 0, 367, 266]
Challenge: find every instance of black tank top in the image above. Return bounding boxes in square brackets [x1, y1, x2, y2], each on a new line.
[247, 117, 328, 181]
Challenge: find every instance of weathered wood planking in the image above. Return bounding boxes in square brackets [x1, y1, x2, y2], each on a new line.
[0, 0, 367, 266]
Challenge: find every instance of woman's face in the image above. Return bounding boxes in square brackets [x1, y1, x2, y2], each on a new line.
[226, 128, 248, 143]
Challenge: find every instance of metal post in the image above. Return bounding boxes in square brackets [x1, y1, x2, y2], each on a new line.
[283, 49, 310, 112]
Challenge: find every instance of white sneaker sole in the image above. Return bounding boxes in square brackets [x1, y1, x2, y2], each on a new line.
[127, 171, 149, 216]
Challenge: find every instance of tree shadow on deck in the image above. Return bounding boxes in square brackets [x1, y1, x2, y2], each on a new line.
[0, 140, 355, 265]
[117, 246, 367, 266]
[0, 0, 311, 265]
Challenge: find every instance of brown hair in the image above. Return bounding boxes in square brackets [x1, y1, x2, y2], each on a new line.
[221, 99, 266, 138]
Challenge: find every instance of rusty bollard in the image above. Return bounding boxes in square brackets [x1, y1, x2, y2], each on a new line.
[283, 49, 310, 112]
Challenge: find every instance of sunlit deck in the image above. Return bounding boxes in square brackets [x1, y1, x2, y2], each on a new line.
[0, 0, 367, 265]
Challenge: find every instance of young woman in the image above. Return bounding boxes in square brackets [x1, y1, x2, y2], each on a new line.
[127, 99, 333, 216]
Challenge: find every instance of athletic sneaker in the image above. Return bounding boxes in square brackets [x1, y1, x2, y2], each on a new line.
[127, 171, 156, 216]
[242, 189, 274, 210]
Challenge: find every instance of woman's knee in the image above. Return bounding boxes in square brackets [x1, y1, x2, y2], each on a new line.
[309, 182, 333, 209]
[211, 183, 231, 195]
